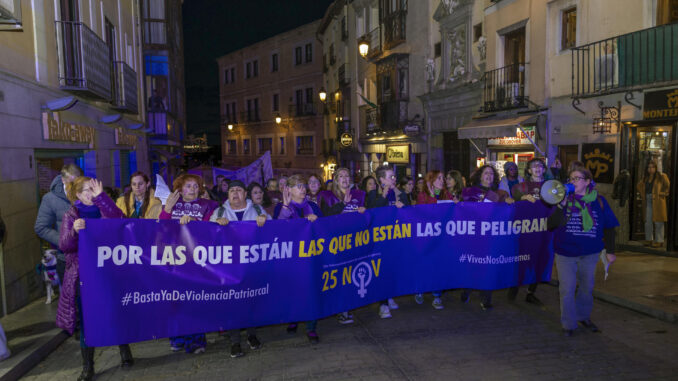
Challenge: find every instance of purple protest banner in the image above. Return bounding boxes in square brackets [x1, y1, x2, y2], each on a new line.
[78, 202, 553, 346]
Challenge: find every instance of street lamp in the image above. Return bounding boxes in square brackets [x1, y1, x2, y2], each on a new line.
[318, 88, 327, 103]
[358, 40, 369, 58]
[227, 124, 234, 131]
[275, 114, 282, 125]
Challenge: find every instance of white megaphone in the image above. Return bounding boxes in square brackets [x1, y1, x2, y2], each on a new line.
[540, 179, 575, 205]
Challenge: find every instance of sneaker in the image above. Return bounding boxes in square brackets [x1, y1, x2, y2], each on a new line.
[170, 345, 183, 352]
[414, 294, 424, 304]
[286, 323, 298, 334]
[388, 298, 399, 310]
[525, 293, 543, 306]
[507, 287, 518, 301]
[307, 331, 319, 344]
[337, 312, 354, 325]
[460, 291, 470, 303]
[432, 297, 444, 310]
[247, 335, 262, 350]
[480, 302, 493, 311]
[379, 304, 392, 319]
[230, 343, 244, 358]
[578, 319, 600, 333]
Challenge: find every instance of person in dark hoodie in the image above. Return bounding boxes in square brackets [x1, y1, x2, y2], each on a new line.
[34, 163, 83, 280]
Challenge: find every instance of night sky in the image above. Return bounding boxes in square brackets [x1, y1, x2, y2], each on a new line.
[182, 0, 334, 145]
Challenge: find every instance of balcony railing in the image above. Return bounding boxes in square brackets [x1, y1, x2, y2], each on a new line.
[383, 10, 406, 50]
[111, 61, 138, 113]
[482, 63, 528, 112]
[55, 21, 111, 100]
[288, 102, 318, 117]
[360, 26, 382, 59]
[338, 63, 350, 86]
[572, 22, 678, 98]
[222, 114, 238, 124]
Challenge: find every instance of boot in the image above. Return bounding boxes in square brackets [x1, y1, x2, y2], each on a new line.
[119, 344, 134, 368]
[77, 347, 94, 381]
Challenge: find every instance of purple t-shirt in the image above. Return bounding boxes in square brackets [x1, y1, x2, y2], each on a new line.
[553, 196, 619, 257]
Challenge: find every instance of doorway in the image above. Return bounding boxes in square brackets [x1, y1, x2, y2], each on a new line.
[558, 145, 579, 177]
[629, 124, 675, 251]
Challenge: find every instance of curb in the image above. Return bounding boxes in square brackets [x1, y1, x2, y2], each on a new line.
[0, 330, 69, 381]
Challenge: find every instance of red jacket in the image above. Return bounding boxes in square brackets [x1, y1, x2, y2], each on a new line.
[417, 188, 453, 205]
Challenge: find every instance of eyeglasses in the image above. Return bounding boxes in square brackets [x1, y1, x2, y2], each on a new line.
[569, 176, 585, 182]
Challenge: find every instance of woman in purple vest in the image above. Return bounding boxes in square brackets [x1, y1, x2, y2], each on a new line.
[273, 174, 323, 343]
[159, 174, 218, 354]
[318, 168, 366, 324]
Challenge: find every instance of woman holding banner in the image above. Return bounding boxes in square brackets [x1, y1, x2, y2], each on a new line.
[460, 165, 514, 310]
[115, 172, 162, 219]
[247, 182, 272, 219]
[366, 165, 409, 319]
[414, 170, 453, 309]
[210, 180, 267, 357]
[319, 168, 366, 325]
[273, 174, 323, 343]
[549, 162, 618, 337]
[159, 174, 218, 354]
[57, 177, 129, 381]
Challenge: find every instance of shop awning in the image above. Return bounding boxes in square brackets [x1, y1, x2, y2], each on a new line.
[458, 114, 540, 139]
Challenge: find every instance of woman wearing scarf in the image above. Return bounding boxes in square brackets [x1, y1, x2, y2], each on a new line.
[318, 168, 366, 324]
[548, 162, 618, 336]
[57, 177, 128, 381]
[273, 174, 323, 343]
[460, 165, 514, 310]
[159, 174, 218, 354]
[116, 172, 162, 219]
[366, 165, 409, 318]
[414, 170, 452, 309]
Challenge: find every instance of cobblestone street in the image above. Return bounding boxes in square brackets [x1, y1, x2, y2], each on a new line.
[22, 284, 678, 380]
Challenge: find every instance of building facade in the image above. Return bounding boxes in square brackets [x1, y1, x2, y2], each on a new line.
[141, 0, 186, 182]
[547, 0, 678, 252]
[218, 20, 326, 179]
[0, 0, 148, 313]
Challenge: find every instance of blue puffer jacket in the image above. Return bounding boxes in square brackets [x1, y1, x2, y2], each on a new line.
[34, 175, 71, 247]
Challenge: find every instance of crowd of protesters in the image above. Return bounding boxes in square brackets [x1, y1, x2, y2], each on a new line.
[37, 159, 618, 381]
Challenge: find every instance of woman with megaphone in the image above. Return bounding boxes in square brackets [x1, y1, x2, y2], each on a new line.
[547, 162, 619, 337]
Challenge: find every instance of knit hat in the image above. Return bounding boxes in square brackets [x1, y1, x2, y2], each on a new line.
[228, 180, 246, 191]
[504, 162, 518, 172]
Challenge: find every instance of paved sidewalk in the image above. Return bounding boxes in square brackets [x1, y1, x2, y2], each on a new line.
[19, 272, 678, 380]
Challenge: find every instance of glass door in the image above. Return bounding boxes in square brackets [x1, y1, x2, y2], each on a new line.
[630, 125, 673, 250]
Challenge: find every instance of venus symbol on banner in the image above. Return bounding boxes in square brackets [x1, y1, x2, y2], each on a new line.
[352, 262, 373, 297]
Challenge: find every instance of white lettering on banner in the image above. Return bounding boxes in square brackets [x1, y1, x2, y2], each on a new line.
[125, 285, 271, 306]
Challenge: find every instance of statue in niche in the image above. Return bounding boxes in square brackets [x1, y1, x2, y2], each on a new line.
[441, 0, 460, 15]
[425, 58, 436, 82]
[448, 26, 466, 82]
[477, 36, 487, 61]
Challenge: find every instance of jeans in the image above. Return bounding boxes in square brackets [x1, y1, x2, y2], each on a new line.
[555, 252, 599, 330]
[228, 327, 257, 344]
[645, 198, 665, 243]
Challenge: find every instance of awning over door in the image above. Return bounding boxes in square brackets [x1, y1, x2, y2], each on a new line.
[458, 114, 540, 139]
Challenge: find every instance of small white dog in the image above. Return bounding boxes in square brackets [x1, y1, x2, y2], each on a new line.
[38, 249, 61, 304]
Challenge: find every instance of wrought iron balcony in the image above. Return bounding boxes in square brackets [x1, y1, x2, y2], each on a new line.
[360, 26, 382, 59]
[482, 63, 528, 112]
[288, 103, 318, 117]
[383, 10, 406, 50]
[111, 61, 138, 113]
[55, 21, 111, 100]
[221, 114, 238, 124]
[338, 63, 350, 86]
[572, 22, 678, 98]
[147, 112, 167, 135]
